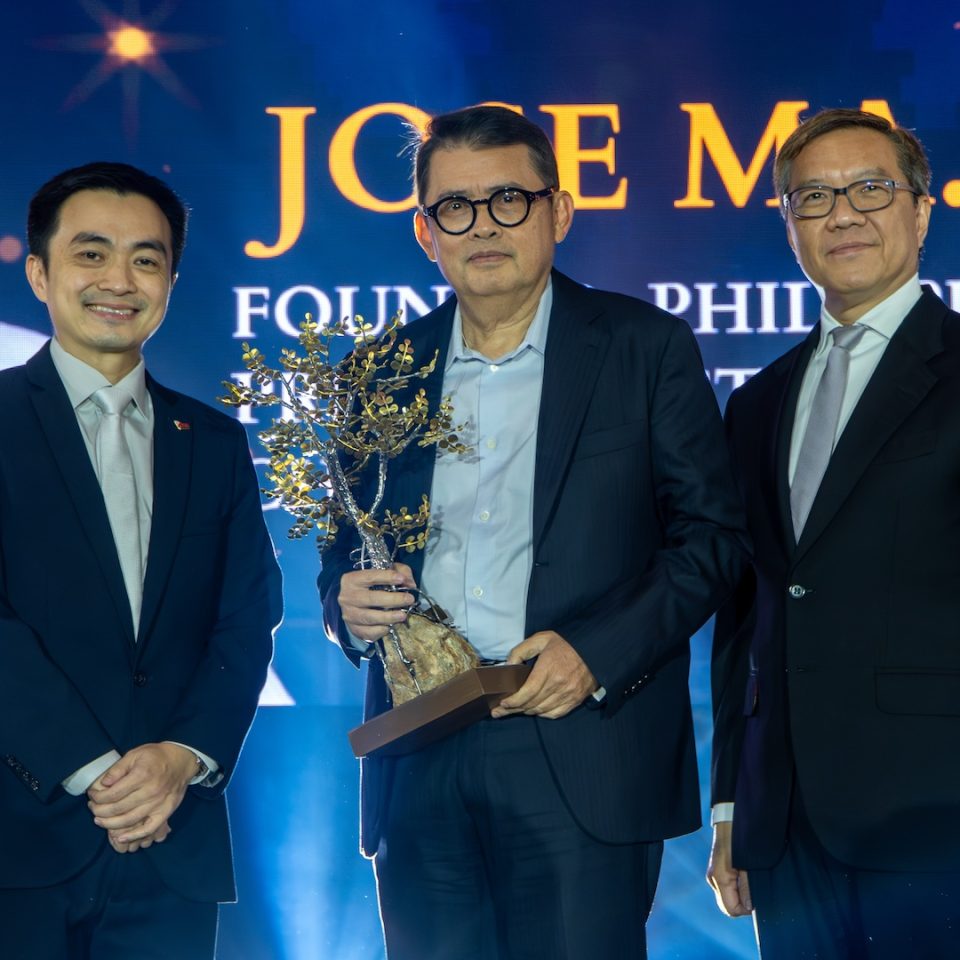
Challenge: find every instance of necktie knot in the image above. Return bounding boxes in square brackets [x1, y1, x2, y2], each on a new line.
[831, 323, 866, 352]
[92, 385, 135, 418]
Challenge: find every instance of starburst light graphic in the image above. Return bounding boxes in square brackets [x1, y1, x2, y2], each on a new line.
[37, 0, 215, 143]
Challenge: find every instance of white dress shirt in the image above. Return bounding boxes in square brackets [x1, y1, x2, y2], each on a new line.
[788, 275, 923, 484]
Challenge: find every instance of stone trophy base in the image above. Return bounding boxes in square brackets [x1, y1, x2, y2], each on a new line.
[348, 663, 532, 758]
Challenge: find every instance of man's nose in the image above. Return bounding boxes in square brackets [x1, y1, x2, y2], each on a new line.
[96, 259, 136, 292]
[471, 200, 502, 236]
[827, 190, 866, 226]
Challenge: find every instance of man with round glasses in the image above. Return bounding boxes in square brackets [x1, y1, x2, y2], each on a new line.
[708, 107, 960, 958]
[320, 104, 748, 959]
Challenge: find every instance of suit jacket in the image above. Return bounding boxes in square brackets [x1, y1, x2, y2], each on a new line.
[320, 270, 749, 857]
[713, 287, 960, 873]
[0, 343, 282, 901]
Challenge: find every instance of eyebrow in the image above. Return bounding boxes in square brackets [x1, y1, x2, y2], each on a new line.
[70, 232, 169, 259]
[432, 182, 529, 200]
[792, 167, 895, 188]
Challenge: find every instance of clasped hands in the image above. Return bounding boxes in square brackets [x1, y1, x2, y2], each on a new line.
[86, 742, 198, 854]
[339, 565, 598, 719]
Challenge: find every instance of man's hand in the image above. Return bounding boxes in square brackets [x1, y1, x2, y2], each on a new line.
[706, 821, 753, 917]
[338, 564, 417, 644]
[490, 631, 597, 720]
[108, 819, 172, 854]
[87, 742, 197, 845]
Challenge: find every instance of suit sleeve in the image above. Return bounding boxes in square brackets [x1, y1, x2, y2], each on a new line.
[556, 320, 751, 713]
[159, 423, 282, 793]
[710, 390, 757, 805]
[316, 485, 370, 667]
[0, 590, 117, 802]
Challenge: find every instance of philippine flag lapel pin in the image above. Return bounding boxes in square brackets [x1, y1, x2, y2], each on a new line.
[173, 419, 191, 431]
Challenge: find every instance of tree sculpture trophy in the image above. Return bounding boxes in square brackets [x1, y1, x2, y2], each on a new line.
[222, 314, 479, 707]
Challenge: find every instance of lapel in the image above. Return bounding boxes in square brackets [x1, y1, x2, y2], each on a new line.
[772, 329, 820, 553]
[137, 375, 194, 652]
[793, 289, 944, 561]
[389, 300, 455, 585]
[532, 271, 607, 549]
[26, 344, 136, 649]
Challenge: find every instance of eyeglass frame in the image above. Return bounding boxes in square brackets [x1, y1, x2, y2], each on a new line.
[420, 186, 556, 235]
[782, 178, 922, 219]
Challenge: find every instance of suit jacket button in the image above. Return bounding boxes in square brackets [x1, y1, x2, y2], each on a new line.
[787, 584, 807, 599]
[133, 672, 148, 687]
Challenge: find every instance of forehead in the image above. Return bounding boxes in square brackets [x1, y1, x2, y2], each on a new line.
[423, 143, 540, 199]
[790, 127, 904, 185]
[53, 189, 171, 245]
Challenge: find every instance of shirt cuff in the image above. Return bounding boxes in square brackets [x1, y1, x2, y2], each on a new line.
[711, 802, 735, 826]
[62, 750, 121, 796]
[346, 626, 376, 658]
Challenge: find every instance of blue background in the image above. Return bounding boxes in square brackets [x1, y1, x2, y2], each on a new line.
[2, 2, 959, 957]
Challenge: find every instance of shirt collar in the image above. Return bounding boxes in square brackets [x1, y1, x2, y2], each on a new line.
[816, 274, 922, 355]
[49, 337, 149, 414]
[446, 279, 553, 370]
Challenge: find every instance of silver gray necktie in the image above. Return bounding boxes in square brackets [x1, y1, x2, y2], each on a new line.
[92, 386, 143, 634]
[790, 324, 867, 538]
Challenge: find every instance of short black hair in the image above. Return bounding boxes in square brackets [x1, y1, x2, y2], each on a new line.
[412, 105, 559, 205]
[27, 161, 189, 274]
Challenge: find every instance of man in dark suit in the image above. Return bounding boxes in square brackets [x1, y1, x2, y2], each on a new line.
[708, 109, 960, 958]
[0, 162, 282, 959]
[320, 105, 748, 960]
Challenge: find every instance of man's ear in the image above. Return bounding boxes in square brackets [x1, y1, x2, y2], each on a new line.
[552, 190, 575, 244]
[914, 194, 931, 250]
[414, 211, 436, 262]
[25, 254, 49, 303]
[785, 220, 798, 260]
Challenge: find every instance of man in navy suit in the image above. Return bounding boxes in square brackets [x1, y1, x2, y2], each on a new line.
[320, 105, 748, 960]
[708, 109, 960, 958]
[0, 162, 282, 959]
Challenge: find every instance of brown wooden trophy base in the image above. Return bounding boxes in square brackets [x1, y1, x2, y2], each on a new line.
[348, 663, 532, 759]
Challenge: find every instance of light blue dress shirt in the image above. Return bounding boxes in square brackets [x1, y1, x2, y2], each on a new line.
[419, 283, 551, 661]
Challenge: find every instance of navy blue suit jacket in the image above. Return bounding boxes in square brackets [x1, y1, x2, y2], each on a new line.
[713, 288, 960, 872]
[321, 270, 748, 857]
[0, 343, 282, 901]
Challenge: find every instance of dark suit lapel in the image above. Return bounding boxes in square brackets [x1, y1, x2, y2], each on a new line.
[773, 329, 820, 552]
[795, 290, 944, 560]
[138, 377, 193, 651]
[389, 300, 455, 585]
[532, 272, 606, 549]
[26, 345, 136, 648]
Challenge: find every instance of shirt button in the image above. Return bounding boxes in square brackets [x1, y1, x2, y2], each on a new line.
[472, 586, 484, 598]
[486, 438, 497, 450]
[489, 364, 499, 372]
[787, 584, 807, 599]
[479, 510, 490, 522]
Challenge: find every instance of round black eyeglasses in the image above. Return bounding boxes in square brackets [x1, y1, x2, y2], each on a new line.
[421, 186, 555, 235]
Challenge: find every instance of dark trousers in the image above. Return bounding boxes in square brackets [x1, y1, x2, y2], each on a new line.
[0, 841, 218, 960]
[749, 787, 960, 960]
[374, 714, 663, 960]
